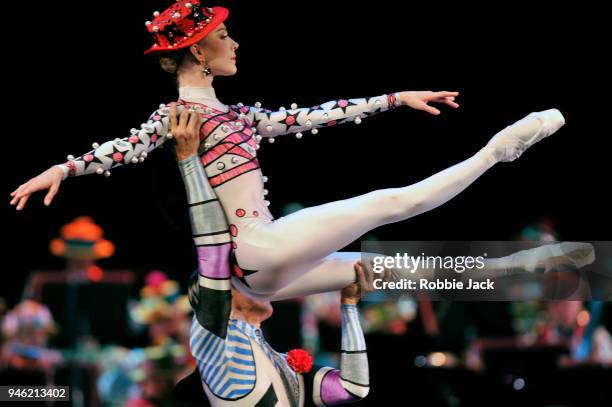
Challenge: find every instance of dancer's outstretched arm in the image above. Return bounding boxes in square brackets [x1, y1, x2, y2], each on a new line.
[303, 262, 371, 406]
[243, 91, 459, 138]
[10, 103, 180, 210]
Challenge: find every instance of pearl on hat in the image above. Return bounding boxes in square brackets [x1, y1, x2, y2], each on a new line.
[153, 26, 160, 32]
[237, 102, 244, 107]
[221, 125, 229, 132]
[214, 134, 221, 140]
[291, 103, 298, 109]
[187, 32, 193, 37]
[204, 143, 211, 148]
[264, 200, 270, 206]
[153, 11, 160, 17]
[279, 106, 286, 111]
[296, 132, 303, 139]
[268, 137, 275, 143]
[139, 157, 145, 163]
[311, 128, 319, 135]
[67, 154, 74, 160]
[216, 162, 225, 170]
[96, 168, 104, 175]
[166, 132, 173, 139]
[159, 103, 166, 109]
[306, 119, 312, 127]
[354, 116, 362, 124]
[185, 3, 193, 8]
[254, 102, 262, 108]
[145, 21, 152, 26]
[92, 142, 100, 149]
[104, 170, 111, 177]
[262, 176, 268, 182]
[131, 157, 139, 164]
[231, 157, 239, 163]
[254, 144, 260, 150]
[323, 113, 329, 119]
[263, 189, 268, 195]
[255, 135, 262, 142]
[141, 152, 148, 159]
[173, 12, 181, 19]
[266, 125, 273, 132]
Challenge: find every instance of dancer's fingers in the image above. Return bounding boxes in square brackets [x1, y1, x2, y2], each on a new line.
[12, 184, 30, 201]
[422, 104, 441, 115]
[44, 182, 60, 206]
[10, 186, 25, 204]
[355, 262, 368, 290]
[16, 195, 30, 211]
[169, 106, 178, 130]
[445, 99, 460, 108]
[187, 111, 201, 138]
[365, 262, 375, 286]
[178, 108, 190, 131]
[11, 184, 26, 200]
[440, 91, 459, 97]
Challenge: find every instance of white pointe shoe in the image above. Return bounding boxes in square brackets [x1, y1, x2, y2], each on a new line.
[486, 109, 566, 162]
[512, 242, 595, 272]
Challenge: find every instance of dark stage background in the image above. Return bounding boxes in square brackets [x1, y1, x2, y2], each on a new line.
[4, 0, 609, 301]
[1, 1, 611, 404]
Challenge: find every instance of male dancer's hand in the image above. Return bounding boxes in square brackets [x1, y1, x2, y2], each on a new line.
[170, 105, 204, 161]
[341, 261, 392, 305]
[398, 91, 460, 115]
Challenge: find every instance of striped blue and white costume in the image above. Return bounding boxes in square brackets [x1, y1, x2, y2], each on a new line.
[180, 154, 370, 406]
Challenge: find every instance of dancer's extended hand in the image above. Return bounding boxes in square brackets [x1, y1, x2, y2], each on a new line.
[341, 261, 392, 304]
[399, 91, 460, 115]
[170, 105, 204, 161]
[10, 166, 64, 210]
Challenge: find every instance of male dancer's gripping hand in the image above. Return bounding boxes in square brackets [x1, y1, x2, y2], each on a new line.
[170, 105, 204, 161]
[341, 261, 391, 305]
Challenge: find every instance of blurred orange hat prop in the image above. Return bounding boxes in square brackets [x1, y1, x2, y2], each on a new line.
[49, 216, 115, 260]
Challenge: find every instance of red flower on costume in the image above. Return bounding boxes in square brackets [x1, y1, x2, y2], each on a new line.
[286, 349, 313, 374]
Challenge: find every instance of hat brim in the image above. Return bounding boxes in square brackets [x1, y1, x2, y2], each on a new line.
[144, 6, 229, 56]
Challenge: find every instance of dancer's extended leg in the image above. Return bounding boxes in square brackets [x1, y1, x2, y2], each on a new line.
[241, 110, 566, 293]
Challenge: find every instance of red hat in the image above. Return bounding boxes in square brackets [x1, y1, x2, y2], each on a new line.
[144, 1, 229, 56]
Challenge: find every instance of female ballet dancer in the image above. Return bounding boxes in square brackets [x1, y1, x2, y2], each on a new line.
[10, 1, 583, 302]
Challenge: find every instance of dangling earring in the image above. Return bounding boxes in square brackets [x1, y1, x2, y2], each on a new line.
[201, 60, 212, 76]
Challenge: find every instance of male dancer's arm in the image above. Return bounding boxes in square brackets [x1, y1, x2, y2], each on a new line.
[180, 153, 233, 339]
[304, 263, 370, 406]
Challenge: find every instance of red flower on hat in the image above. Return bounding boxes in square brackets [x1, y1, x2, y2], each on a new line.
[286, 349, 313, 374]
